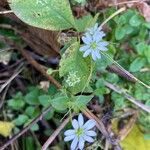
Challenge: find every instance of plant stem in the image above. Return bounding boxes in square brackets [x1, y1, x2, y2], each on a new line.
[100, 7, 126, 28]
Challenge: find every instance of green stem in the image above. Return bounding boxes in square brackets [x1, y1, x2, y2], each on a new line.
[100, 7, 126, 28]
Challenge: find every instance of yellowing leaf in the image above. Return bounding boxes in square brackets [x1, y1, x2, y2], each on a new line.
[121, 125, 150, 150]
[0, 121, 14, 137]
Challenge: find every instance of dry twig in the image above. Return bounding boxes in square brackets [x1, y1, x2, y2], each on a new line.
[105, 82, 150, 113]
[42, 115, 71, 150]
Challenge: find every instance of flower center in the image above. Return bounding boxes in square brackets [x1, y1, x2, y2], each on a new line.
[90, 42, 97, 49]
[76, 128, 84, 137]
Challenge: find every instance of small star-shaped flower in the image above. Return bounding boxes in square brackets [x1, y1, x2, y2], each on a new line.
[80, 23, 109, 61]
[64, 113, 97, 150]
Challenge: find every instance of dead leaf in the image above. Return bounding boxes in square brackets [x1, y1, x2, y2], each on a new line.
[136, 2, 150, 22]
[121, 125, 150, 150]
[0, 50, 12, 65]
[39, 81, 50, 91]
[0, 121, 14, 137]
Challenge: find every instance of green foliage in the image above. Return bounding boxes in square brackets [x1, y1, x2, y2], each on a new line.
[129, 14, 143, 27]
[111, 92, 126, 110]
[69, 95, 93, 112]
[25, 87, 40, 105]
[59, 41, 93, 94]
[6, 87, 54, 132]
[129, 57, 146, 72]
[8, 92, 25, 110]
[13, 114, 29, 126]
[51, 94, 69, 111]
[115, 26, 126, 40]
[38, 95, 51, 107]
[4, 3, 150, 147]
[75, 14, 99, 32]
[105, 73, 119, 83]
[73, 0, 86, 5]
[9, 0, 76, 30]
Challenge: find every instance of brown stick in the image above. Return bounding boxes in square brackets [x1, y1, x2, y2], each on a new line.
[105, 82, 150, 113]
[82, 109, 120, 146]
[0, 35, 62, 89]
[42, 116, 71, 150]
[0, 106, 52, 150]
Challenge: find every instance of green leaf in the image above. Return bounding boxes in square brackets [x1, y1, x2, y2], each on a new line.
[96, 78, 105, 88]
[24, 137, 35, 150]
[75, 14, 92, 32]
[111, 92, 125, 110]
[74, 0, 86, 4]
[144, 46, 150, 63]
[71, 95, 93, 112]
[124, 25, 134, 35]
[96, 56, 112, 72]
[59, 41, 92, 94]
[8, 99, 25, 110]
[129, 14, 143, 27]
[75, 13, 99, 32]
[105, 73, 119, 83]
[95, 87, 110, 96]
[117, 15, 127, 25]
[25, 88, 40, 105]
[38, 95, 51, 107]
[14, 115, 29, 126]
[145, 100, 150, 107]
[51, 95, 68, 111]
[136, 42, 147, 55]
[30, 123, 39, 131]
[44, 108, 54, 120]
[25, 106, 40, 118]
[9, 0, 75, 31]
[115, 26, 126, 40]
[129, 57, 146, 72]
[143, 22, 150, 29]
[48, 85, 58, 95]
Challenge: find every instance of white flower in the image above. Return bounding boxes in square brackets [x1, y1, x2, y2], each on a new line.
[64, 114, 97, 150]
[66, 71, 81, 87]
[80, 23, 109, 61]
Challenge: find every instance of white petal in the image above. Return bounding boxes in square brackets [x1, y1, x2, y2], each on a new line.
[98, 41, 109, 51]
[64, 129, 75, 136]
[71, 136, 78, 150]
[91, 51, 97, 61]
[99, 31, 106, 37]
[64, 135, 75, 141]
[85, 131, 97, 137]
[83, 119, 96, 130]
[97, 45, 107, 51]
[83, 49, 91, 57]
[100, 41, 109, 47]
[79, 45, 90, 52]
[83, 135, 94, 143]
[78, 113, 84, 127]
[72, 119, 79, 130]
[94, 50, 101, 59]
[93, 32, 102, 42]
[78, 137, 85, 150]
[82, 35, 92, 44]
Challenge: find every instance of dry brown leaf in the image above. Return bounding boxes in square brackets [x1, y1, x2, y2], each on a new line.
[136, 2, 150, 22]
[39, 81, 50, 91]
